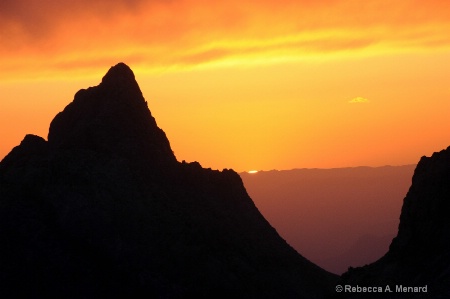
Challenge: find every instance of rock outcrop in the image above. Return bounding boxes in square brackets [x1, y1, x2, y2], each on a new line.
[340, 148, 450, 298]
[0, 63, 336, 298]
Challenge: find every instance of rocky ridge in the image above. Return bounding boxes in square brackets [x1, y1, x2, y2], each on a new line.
[340, 148, 450, 298]
[0, 63, 336, 298]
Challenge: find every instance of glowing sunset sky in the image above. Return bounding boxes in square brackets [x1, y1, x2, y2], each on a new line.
[1, 0, 450, 171]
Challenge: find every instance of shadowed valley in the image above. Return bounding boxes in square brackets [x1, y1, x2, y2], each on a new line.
[240, 166, 415, 274]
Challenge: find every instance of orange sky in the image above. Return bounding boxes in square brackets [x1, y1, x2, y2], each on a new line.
[1, 0, 450, 172]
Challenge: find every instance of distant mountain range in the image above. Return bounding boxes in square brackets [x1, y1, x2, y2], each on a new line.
[0, 63, 335, 298]
[240, 165, 415, 274]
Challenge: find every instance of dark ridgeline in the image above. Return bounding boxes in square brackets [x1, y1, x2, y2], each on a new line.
[0, 63, 336, 298]
[339, 149, 450, 298]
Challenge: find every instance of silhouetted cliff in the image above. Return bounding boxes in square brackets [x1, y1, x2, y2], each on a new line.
[339, 148, 450, 298]
[0, 63, 336, 298]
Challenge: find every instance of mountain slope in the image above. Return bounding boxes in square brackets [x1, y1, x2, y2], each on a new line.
[0, 63, 336, 298]
[340, 148, 450, 298]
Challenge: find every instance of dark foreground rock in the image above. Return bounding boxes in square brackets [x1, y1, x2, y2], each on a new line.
[0, 63, 336, 298]
[339, 148, 450, 298]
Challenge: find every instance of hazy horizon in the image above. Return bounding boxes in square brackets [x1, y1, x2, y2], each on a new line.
[240, 163, 418, 173]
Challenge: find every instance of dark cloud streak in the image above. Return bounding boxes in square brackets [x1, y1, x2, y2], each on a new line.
[1, 0, 450, 79]
[0, 0, 161, 43]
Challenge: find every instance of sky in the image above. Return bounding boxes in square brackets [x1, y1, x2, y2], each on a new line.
[1, 0, 450, 172]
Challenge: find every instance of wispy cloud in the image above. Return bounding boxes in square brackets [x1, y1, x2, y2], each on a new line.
[349, 97, 370, 104]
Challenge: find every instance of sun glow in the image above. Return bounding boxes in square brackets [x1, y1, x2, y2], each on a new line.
[248, 170, 259, 174]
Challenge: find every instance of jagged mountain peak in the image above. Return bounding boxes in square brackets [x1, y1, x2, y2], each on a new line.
[0, 63, 336, 298]
[98, 62, 143, 98]
[101, 62, 136, 85]
[47, 63, 175, 164]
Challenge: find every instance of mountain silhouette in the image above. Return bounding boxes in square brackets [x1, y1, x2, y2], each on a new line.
[0, 63, 336, 298]
[340, 149, 450, 298]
